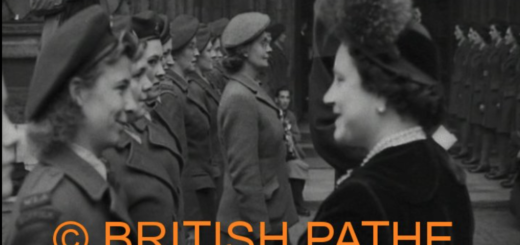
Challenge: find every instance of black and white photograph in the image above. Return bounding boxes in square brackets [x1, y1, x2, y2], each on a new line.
[1, 0, 519, 244]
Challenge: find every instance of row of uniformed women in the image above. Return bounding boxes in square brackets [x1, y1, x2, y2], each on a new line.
[3, 5, 298, 245]
[450, 21, 519, 187]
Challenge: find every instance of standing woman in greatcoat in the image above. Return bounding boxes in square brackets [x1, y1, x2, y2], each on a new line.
[217, 12, 298, 244]
[497, 24, 520, 185]
[207, 18, 231, 94]
[300, 0, 473, 244]
[465, 26, 492, 171]
[6, 6, 138, 244]
[456, 25, 479, 159]
[184, 24, 222, 245]
[449, 23, 471, 155]
[479, 20, 510, 177]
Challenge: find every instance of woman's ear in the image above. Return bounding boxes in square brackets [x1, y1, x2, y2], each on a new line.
[69, 77, 87, 106]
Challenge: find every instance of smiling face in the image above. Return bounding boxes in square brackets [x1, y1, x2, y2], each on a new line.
[246, 32, 272, 69]
[75, 56, 134, 152]
[197, 41, 216, 72]
[129, 45, 153, 121]
[323, 43, 383, 148]
[174, 37, 200, 73]
[143, 39, 165, 103]
[2, 78, 19, 199]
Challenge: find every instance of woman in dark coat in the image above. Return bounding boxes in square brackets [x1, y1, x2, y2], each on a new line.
[455, 26, 479, 159]
[217, 12, 298, 244]
[184, 24, 223, 245]
[300, 1, 474, 244]
[496, 25, 520, 183]
[103, 14, 185, 245]
[449, 24, 471, 118]
[6, 6, 138, 244]
[478, 20, 510, 176]
[464, 26, 492, 171]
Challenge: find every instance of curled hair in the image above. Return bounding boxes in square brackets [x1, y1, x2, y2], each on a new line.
[349, 46, 445, 130]
[28, 40, 134, 157]
[456, 23, 470, 36]
[222, 44, 250, 74]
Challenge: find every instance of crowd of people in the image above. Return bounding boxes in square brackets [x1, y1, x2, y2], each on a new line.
[448, 20, 520, 188]
[1, 4, 308, 244]
[1, 0, 517, 244]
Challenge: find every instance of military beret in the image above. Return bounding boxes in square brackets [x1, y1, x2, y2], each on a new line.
[196, 24, 212, 51]
[26, 6, 118, 121]
[266, 23, 286, 42]
[132, 11, 161, 41]
[158, 14, 171, 44]
[209, 18, 229, 38]
[222, 12, 271, 49]
[170, 15, 199, 52]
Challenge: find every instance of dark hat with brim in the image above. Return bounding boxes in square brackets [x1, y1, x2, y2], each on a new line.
[196, 24, 212, 52]
[158, 14, 171, 44]
[26, 5, 118, 121]
[170, 15, 199, 52]
[222, 12, 270, 49]
[209, 18, 229, 38]
[266, 23, 286, 42]
[132, 10, 161, 41]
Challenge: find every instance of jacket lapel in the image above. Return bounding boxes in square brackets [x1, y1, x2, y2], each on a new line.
[124, 140, 176, 192]
[190, 72, 221, 104]
[166, 69, 189, 94]
[230, 74, 281, 114]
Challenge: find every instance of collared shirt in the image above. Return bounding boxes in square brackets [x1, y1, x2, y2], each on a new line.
[68, 143, 108, 180]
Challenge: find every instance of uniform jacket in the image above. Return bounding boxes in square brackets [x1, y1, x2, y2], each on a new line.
[6, 146, 136, 245]
[449, 40, 471, 115]
[498, 47, 520, 133]
[188, 72, 224, 186]
[468, 45, 489, 125]
[483, 42, 511, 129]
[103, 117, 184, 245]
[181, 72, 222, 222]
[299, 139, 474, 245]
[459, 45, 478, 119]
[206, 62, 228, 94]
[156, 69, 189, 163]
[217, 73, 298, 239]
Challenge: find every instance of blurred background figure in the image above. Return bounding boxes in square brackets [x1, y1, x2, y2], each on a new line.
[275, 87, 311, 217]
[265, 23, 290, 98]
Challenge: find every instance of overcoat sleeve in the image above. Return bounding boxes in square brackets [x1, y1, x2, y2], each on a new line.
[219, 90, 271, 233]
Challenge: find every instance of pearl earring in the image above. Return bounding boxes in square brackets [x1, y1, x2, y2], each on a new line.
[377, 107, 385, 113]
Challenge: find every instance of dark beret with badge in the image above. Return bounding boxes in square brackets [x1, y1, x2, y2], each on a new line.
[209, 18, 229, 38]
[222, 12, 271, 49]
[25, 5, 118, 121]
[132, 10, 161, 41]
[196, 24, 212, 52]
[170, 15, 200, 52]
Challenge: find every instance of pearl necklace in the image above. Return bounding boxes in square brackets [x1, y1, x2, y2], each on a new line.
[337, 127, 426, 186]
